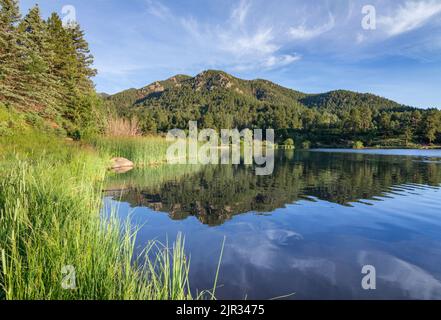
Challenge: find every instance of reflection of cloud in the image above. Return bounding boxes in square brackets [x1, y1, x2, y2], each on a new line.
[223, 226, 304, 269]
[266, 229, 304, 244]
[379, 1, 441, 36]
[358, 251, 441, 299]
[290, 258, 337, 285]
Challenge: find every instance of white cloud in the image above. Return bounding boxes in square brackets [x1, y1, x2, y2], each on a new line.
[146, 0, 172, 20]
[141, 0, 308, 71]
[231, 0, 251, 26]
[232, 54, 301, 72]
[263, 54, 301, 69]
[288, 14, 335, 40]
[221, 28, 279, 57]
[178, 2, 301, 71]
[379, 0, 441, 36]
[218, 28, 301, 70]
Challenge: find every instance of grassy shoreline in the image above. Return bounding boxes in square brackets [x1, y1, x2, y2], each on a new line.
[0, 133, 201, 300]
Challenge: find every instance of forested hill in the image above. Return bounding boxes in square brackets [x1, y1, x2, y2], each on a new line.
[107, 70, 408, 117]
[105, 70, 441, 146]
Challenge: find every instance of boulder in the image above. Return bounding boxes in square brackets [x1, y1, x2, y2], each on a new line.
[110, 157, 134, 169]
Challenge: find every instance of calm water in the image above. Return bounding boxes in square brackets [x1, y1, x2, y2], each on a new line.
[104, 150, 441, 300]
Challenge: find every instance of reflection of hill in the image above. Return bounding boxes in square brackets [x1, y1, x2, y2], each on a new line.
[105, 151, 441, 226]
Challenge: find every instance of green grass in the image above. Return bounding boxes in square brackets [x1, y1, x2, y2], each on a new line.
[0, 132, 212, 300]
[89, 136, 171, 167]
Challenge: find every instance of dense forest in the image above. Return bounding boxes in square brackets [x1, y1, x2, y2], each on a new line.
[0, 0, 104, 139]
[106, 70, 441, 147]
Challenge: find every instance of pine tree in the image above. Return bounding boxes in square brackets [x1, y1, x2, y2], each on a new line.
[61, 22, 99, 136]
[67, 22, 96, 91]
[18, 5, 60, 112]
[0, 0, 26, 104]
[46, 13, 77, 114]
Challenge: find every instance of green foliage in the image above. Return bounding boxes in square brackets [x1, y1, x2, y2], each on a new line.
[353, 141, 364, 149]
[0, 133, 199, 300]
[0, 1, 102, 137]
[302, 140, 311, 149]
[105, 70, 441, 146]
[89, 136, 172, 167]
[282, 138, 295, 149]
[425, 109, 441, 144]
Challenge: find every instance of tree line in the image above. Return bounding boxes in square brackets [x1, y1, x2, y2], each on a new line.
[0, 0, 103, 138]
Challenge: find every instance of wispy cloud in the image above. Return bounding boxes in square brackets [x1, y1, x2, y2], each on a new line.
[263, 54, 301, 68]
[230, 0, 251, 26]
[220, 28, 278, 57]
[288, 14, 335, 40]
[379, 0, 441, 36]
[177, 1, 301, 71]
[146, 0, 171, 20]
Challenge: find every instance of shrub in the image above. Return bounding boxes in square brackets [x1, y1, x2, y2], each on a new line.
[283, 138, 295, 149]
[353, 141, 364, 149]
[302, 140, 311, 149]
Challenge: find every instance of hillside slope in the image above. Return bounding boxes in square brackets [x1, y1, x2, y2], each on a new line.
[105, 70, 440, 146]
[107, 70, 407, 116]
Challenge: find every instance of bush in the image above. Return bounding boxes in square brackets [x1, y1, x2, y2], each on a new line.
[283, 138, 295, 149]
[302, 140, 311, 149]
[353, 141, 364, 149]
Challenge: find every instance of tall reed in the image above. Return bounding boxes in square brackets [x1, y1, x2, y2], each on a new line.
[0, 133, 195, 300]
[89, 136, 171, 167]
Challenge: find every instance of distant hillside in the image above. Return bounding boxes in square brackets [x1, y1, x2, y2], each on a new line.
[300, 90, 410, 112]
[107, 70, 407, 115]
[105, 70, 440, 146]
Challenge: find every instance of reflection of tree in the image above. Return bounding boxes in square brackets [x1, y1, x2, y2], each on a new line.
[108, 152, 441, 226]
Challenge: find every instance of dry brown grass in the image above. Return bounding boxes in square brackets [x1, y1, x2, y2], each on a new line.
[105, 117, 141, 137]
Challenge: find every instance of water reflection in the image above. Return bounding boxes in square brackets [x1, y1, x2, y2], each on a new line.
[106, 151, 441, 226]
[104, 150, 441, 299]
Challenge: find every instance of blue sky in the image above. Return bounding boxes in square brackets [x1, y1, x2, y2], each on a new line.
[20, 0, 441, 108]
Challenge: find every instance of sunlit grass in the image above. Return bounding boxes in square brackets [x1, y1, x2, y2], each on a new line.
[0, 133, 211, 300]
[89, 136, 171, 167]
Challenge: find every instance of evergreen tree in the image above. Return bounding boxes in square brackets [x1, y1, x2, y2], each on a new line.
[18, 5, 59, 111]
[0, 0, 25, 103]
[425, 110, 441, 144]
[1, 1, 103, 137]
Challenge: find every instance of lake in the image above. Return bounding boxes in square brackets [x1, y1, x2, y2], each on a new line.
[104, 149, 441, 300]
